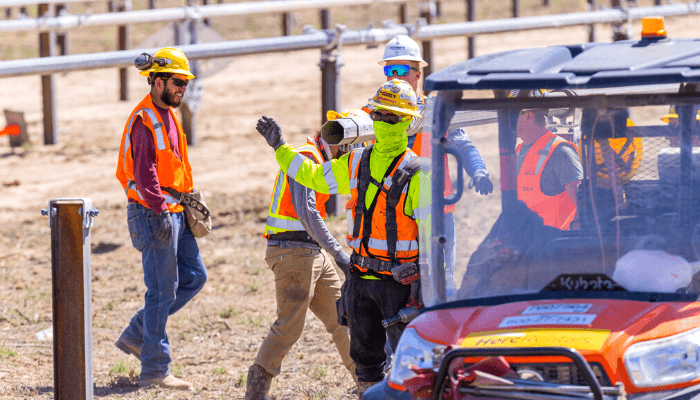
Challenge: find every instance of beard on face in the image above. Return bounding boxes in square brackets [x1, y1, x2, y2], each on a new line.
[160, 83, 182, 107]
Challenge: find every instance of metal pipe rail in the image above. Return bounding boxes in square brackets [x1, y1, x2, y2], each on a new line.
[0, 26, 410, 77]
[413, 2, 700, 38]
[0, 0, 409, 33]
[0, 0, 107, 5]
[1, 3, 700, 78]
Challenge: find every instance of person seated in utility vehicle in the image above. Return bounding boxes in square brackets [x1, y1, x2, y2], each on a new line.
[515, 97, 583, 231]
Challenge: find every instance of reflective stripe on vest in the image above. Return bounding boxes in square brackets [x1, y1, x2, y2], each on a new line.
[517, 131, 577, 230]
[116, 93, 193, 213]
[345, 148, 420, 268]
[125, 181, 180, 205]
[120, 108, 168, 178]
[263, 140, 330, 238]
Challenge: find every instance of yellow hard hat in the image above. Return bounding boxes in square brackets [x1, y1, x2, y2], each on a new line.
[326, 108, 367, 121]
[660, 105, 700, 123]
[137, 47, 195, 80]
[366, 79, 421, 118]
[661, 106, 678, 123]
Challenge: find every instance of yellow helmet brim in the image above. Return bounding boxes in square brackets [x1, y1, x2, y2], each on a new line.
[139, 69, 195, 80]
[366, 100, 422, 118]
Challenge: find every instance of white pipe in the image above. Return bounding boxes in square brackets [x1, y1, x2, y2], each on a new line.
[0, 0, 408, 33]
[2, 4, 700, 78]
[0, 0, 108, 6]
[415, 4, 700, 39]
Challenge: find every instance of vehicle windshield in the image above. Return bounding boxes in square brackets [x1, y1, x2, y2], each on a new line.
[419, 85, 700, 307]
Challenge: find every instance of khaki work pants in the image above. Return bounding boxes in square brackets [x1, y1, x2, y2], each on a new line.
[254, 245, 354, 377]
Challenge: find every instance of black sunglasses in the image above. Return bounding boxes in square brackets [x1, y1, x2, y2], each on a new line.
[369, 110, 404, 124]
[166, 77, 189, 88]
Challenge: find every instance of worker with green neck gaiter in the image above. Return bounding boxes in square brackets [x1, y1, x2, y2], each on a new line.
[256, 79, 428, 393]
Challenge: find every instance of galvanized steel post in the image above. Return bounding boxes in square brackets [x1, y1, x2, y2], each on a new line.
[399, 2, 408, 23]
[419, 2, 436, 93]
[55, 3, 68, 56]
[115, 0, 131, 101]
[588, 0, 597, 42]
[38, 2, 57, 145]
[611, 0, 630, 41]
[466, 0, 475, 59]
[41, 199, 98, 400]
[320, 26, 342, 215]
[180, 0, 203, 146]
[282, 12, 294, 35]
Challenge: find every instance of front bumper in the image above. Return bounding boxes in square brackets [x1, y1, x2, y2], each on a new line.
[362, 379, 700, 400]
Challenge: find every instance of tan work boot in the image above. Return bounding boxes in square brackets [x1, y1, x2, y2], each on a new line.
[138, 374, 194, 391]
[245, 364, 273, 400]
[357, 381, 381, 399]
[114, 337, 141, 361]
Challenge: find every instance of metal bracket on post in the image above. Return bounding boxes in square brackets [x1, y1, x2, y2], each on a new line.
[42, 198, 99, 229]
[40, 198, 98, 400]
[319, 25, 345, 215]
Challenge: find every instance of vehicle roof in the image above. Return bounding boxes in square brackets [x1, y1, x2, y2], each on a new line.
[424, 38, 700, 92]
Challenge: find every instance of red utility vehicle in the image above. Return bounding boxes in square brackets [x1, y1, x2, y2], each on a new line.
[365, 18, 700, 400]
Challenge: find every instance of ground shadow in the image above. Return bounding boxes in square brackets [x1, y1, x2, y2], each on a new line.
[94, 377, 140, 397]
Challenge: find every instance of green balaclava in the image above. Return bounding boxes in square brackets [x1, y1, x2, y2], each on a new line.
[372, 117, 411, 160]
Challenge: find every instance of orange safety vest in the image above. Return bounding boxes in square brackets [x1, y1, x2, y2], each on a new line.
[411, 131, 456, 214]
[263, 139, 330, 237]
[345, 145, 420, 277]
[517, 131, 577, 230]
[116, 94, 193, 213]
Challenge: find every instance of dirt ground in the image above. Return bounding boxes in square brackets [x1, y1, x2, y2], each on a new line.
[0, 8, 698, 400]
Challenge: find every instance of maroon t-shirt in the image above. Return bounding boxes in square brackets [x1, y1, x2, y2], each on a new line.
[130, 105, 181, 213]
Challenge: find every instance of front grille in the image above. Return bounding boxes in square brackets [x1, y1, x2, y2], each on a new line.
[510, 362, 611, 386]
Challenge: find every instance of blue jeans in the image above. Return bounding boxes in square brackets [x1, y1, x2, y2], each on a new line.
[118, 203, 207, 379]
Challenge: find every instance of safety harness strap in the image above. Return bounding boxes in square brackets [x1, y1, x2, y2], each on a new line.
[386, 156, 422, 263]
[352, 144, 373, 240]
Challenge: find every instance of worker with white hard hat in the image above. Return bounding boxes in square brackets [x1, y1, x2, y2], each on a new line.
[379, 35, 493, 292]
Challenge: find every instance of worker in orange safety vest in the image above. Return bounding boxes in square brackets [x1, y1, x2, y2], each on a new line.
[114, 47, 207, 392]
[246, 126, 357, 400]
[255, 79, 428, 397]
[516, 103, 583, 230]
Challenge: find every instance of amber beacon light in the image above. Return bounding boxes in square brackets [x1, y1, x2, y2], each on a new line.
[641, 17, 667, 38]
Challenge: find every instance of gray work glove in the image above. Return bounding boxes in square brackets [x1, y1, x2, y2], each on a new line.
[334, 251, 352, 276]
[468, 169, 493, 196]
[155, 210, 173, 242]
[256, 116, 286, 150]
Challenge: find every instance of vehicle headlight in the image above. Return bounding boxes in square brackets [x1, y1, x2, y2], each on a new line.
[389, 327, 446, 388]
[624, 327, 700, 387]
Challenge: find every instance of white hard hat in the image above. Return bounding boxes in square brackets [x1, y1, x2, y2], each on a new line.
[613, 250, 692, 292]
[378, 35, 428, 68]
